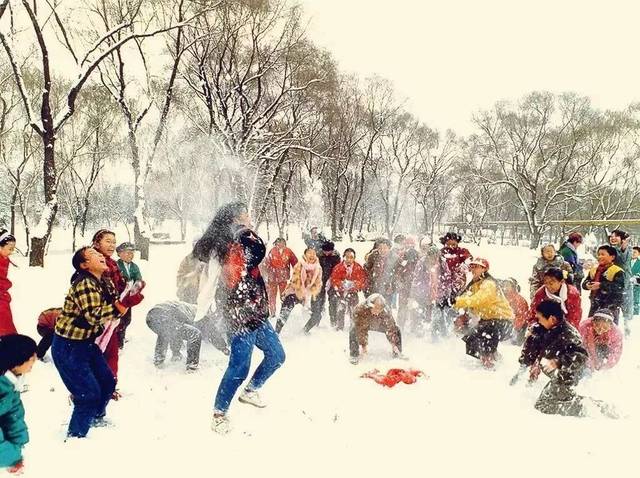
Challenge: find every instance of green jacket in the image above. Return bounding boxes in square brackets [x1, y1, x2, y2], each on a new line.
[0, 374, 28, 467]
[117, 259, 142, 283]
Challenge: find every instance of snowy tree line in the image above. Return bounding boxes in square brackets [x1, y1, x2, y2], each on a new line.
[1, 0, 639, 265]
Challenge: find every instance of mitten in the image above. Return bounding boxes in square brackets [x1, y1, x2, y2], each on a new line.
[120, 292, 144, 308]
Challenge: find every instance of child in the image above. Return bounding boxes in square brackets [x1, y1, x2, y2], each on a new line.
[528, 244, 573, 300]
[632, 246, 640, 316]
[35, 307, 62, 360]
[0, 230, 17, 336]
[263, 238, 298, 317]
[501, 278, 529, 345]
[52, 247, 136, 438]
[578, 309, 623, 371]
[582, 245, 625, 322]
[0, 334, 37, 473]
[115, 242, 143, 348]
[519, 300, 588, 417]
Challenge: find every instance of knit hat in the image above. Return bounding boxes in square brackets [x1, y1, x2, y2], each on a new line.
[593, 309, 615, 323]
[0, 334, 37, 374]
[116, 242, 136, 253]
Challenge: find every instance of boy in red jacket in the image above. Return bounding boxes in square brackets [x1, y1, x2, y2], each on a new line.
[264, 238, 298, 317]
[329, 248, 368, 330]
[529, 268, 582, 329]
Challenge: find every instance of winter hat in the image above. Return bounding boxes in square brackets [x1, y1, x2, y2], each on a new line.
[567, 232, 583, 244]
[116, 242, 136, 253]
[593, 309, 615, 323]
[439, 232, 462, 245]
[469, 258, 489, 270]
[321, 241, 335, 252]
[0, 334, 37, 374]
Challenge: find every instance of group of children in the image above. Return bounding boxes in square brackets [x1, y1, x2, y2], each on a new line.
[0, 220, 638, 465]
[0, 228, 145, 470]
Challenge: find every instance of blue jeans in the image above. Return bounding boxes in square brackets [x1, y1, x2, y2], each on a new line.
[52, 335, 116, 437]
[214, 321, 285, 413]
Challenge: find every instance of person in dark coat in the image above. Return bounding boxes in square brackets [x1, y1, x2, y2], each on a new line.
[559, 232, 584, 288]
[394, 236, 420, 330]
[364, 238, 395, 302]
[193, 202, 285, 435]
[303, 227, 327, 254]
[582, 245, 625, 323]
[115, 242, 143, 349]
[0, 334, 37, 473]
[609, 229, 634, 332]
[146, 300, 229, 371]
[519, 300, 589, 417]
[304, 241, 341, 333]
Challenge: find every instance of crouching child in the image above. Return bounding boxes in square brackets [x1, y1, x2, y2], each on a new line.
[146, 300, 229, 372]
[522, 300, 588, 417]
[349, 294, 403, 364]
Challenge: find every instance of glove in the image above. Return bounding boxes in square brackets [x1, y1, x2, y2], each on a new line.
[120, 292, 144, 308]
[8, 460, 24, 474]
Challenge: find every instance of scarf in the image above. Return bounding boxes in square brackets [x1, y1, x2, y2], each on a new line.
[545, 282, 568, 314]
[299, 258, 320, 291]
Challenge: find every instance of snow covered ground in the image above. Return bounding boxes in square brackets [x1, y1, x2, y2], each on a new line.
[8, 234, 640, 478]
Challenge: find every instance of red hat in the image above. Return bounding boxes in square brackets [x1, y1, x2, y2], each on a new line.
[469, 257, 489, 270]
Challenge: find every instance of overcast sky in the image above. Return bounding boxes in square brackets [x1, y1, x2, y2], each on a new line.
[301, 0, 640, 134]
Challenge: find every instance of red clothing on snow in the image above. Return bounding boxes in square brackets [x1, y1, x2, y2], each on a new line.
[529, 284, 583, 328]
[578, 318, 623, 370]
[0, 255, 17, 336]
[505, 289, 529, 332]
[361, 368, 425, 388]
[264, 247, 298, 284]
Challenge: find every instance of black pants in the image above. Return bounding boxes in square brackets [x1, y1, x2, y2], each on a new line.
[535, 380, 585, 417]
[333, 292, 359, 330]
[349, 323, 402, 358]
[116, 309, 132, 349]
[36, 324, 54, 359]
[463, 319, 513, 358]
[304, 287, 327, 333]
[146, 314, 202, 368]
[275, 294, 301, 333]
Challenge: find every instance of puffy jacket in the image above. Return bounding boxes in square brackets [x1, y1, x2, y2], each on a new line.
[0, 374, 28, 467]
[454, 276, 513, 321]
[582, 264, 625, 312]
[578, 318, 623, 370]
[37, 308, 63, 330]
[529, 283, 582, 328]
[519, 321, 587, 385]
[330, 262, 367, 296]
[559, 242, 584, 285]
[505, 289, 529, 331]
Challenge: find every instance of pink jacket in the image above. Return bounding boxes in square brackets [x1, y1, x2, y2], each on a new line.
[578, 318, 623, 370]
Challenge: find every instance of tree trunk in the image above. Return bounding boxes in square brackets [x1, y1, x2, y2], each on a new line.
[29, 132, 57, 267]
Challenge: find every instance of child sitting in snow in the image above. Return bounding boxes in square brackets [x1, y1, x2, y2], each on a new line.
[578, 309, 623, 371]
[0, 334, 37, 474]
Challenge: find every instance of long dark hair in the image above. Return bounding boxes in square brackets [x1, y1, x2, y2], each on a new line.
[0, 229, 16, 247]
[192, 202, 248, 263]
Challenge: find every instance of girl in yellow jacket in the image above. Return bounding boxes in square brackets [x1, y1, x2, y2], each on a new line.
[454, 258, 514, 369]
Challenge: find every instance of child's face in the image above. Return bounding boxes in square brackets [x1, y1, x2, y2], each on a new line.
[305, 249, 317, 263]
[633, 249, 640, 260]
[94, 234, 116, 257]
[593, 319, 612, 336]
[597, 249, 614, 266]
[542, 246, 556, 261]
[12, 354, 36, 375]
[0, 241, 16, 258]
[118, 250, 134, 262]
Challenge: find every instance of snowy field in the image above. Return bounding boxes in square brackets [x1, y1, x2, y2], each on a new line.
[8, 232, 640, 478]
